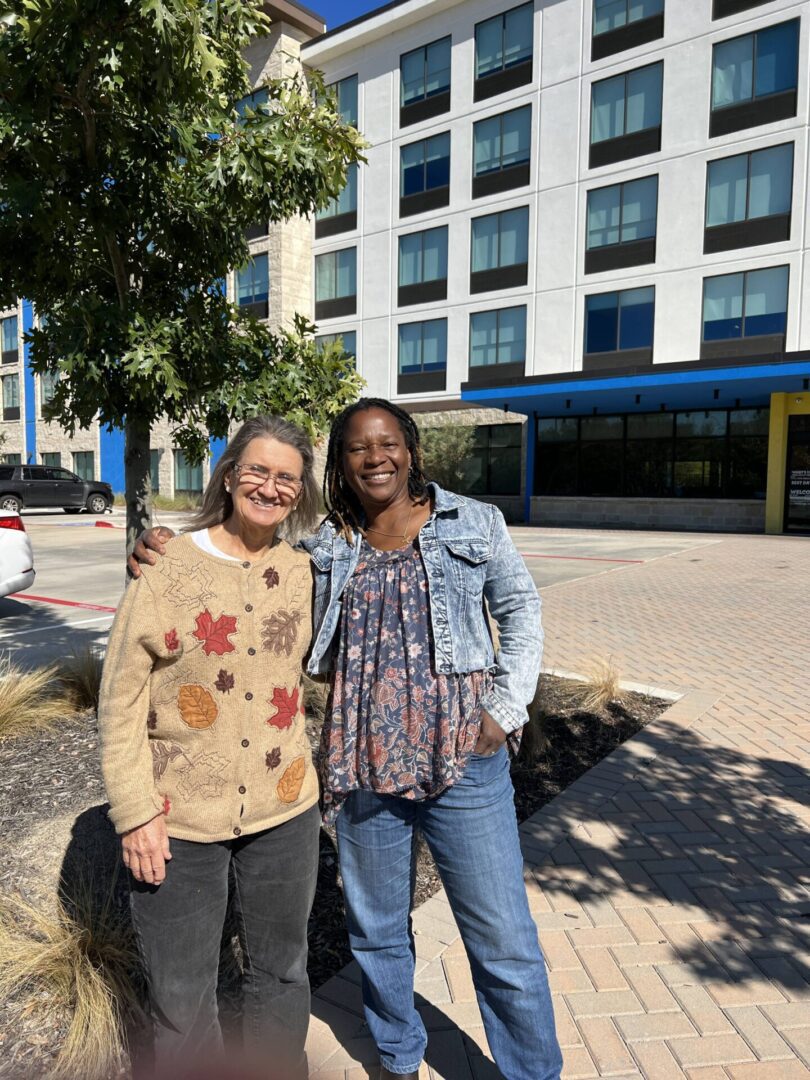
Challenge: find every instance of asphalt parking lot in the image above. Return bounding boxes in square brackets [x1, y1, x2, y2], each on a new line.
[0, 509, 718, 667]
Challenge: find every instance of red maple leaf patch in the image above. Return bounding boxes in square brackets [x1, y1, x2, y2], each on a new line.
[164, 629, 179, 652]
[192, 609, 238, 657]
[266, 686, 300, 730]
[162, 794, 171, 816]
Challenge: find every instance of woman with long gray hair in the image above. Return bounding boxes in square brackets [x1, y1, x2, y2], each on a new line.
[99, 415, 319, 1080]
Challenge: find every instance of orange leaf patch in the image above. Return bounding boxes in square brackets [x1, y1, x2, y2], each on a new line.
[192, 609, 238, 657]
[178, 684, 218, 729]
[277, 757, 306, 803]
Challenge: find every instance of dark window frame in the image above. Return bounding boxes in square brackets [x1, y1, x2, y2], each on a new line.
[591, 0, 665, 62]
[474, 2, 534, 95]
[400, 36, 452, 126]
[398, 225, 449, 307]
[469, 305, 528, 376]
[399, 132, 451, 217]
[397, 317, 448, 394]
[585, 175, 658, 274]
[535, 406, 770, 500]
[589, 62, 663, 169]
[713, 0, 772, 17]
[236, 253, 269, 318]
[709, 19, 799, 138]
[700, 264, 789, 359]
[470, 206, 530, 293]
[472, 106, 532, 197]
[467, 423, 523, 496]
[703, 142, 794, 254]
[584, 286, 655, 361]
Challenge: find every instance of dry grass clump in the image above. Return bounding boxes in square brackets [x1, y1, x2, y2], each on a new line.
[567, 656, 627, 714]
[0, 656, 69, 741]
[56, 645, 104, 714]
[0, 874, 140, 1079]
[302, 673, 329, 725]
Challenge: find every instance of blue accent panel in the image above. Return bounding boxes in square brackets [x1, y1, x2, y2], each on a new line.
[101, 425, 126, 492]
[524, 411, 536, 524]
[209, 436, 227, 469]
[461, 359, 810, 417]
[22, 300, 36, 463]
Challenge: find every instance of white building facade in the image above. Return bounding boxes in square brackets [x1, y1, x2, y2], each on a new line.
[303, 0, 810, 533]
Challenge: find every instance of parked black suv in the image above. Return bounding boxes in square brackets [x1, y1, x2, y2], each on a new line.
[0, 465, 113, 514]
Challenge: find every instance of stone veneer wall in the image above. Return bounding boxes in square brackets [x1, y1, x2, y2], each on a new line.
[530, 496, 766, 533]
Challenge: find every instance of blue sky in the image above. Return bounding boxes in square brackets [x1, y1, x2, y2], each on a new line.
[311, 0, 386, 31]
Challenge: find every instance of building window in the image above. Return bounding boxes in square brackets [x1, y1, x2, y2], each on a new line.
[466, 424, 522, 496]
[72, 451, 94, 481]
[398, 226, 448, 305]
[315, 247, 357, 320]
[328, 75, 358, 127]
[585, 176, 658, 273]
[475, 3, 533, 101]
[1, 316, 17, 364]
[150, 449, 161, 494]
[590, 62, 663, 168]
[236, 253, 269, 319]
[40, 371, 57, 409]
[705, 143, 793, 253]
[315, 163, 358, 238]
[585, 287, 654, 366]
[469, 306, 527, 382]
[536, 407, 769, 500]
[2, 453, 21, 465]
[400, 37, 451, 125]
[713, 0, 771, 19]
[702, 265, 788, 356]
[41, 452, 61, 468]
[1, 373, 20, 420]
[710, 20, 799, 137]
[174, 450, 202, 496]
[397, 318, 447, 393]
[236, 87, 269, 119]
[470, 207, 529, 293]
[472, 105, 531, 198]
[400, 133, 451, 217]
[315, 331, 357, 362]
[592, 0, 664, 62]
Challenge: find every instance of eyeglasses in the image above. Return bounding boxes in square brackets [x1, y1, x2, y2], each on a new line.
[231, 463, 303, 499]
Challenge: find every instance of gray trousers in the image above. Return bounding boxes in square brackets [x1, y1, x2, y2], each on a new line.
[130, 805, 320, 1080]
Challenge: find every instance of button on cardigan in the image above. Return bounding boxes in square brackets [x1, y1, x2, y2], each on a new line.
[98, 534, 317, 842]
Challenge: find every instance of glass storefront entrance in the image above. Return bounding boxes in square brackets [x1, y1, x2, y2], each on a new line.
[784, 415, 810, 533]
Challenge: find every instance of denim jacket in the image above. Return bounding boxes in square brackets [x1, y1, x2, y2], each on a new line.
[300, 484, 542, 734]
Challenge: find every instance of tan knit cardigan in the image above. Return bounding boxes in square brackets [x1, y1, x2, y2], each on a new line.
[98, 534, 317, 842]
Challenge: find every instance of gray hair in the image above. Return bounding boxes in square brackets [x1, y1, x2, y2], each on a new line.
[183, 416, 319, 542]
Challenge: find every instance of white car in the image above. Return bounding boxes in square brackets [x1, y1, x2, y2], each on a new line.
[0, 510, 36, 599]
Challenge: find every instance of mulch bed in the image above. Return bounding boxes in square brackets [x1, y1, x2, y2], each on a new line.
[0, 675, 667, 1076]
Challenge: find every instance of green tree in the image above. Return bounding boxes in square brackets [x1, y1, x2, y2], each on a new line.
[419, 423, 476, 492]
[0, 0, 365, 549]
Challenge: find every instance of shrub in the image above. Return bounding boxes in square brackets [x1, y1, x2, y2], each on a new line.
[419, 424, 476, 492]
[56, 646, 104, 714]
[0, 657, 70, 741]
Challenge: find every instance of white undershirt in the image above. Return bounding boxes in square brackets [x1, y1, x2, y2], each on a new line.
[190, 528, 241, 562]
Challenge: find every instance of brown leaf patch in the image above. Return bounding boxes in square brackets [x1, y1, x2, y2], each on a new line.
[177, 684, 218, 729]
[277, 756, 306, 803]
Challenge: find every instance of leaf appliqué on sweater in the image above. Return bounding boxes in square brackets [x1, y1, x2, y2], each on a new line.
[261, 610, 301, 657]
[154, 554, 216, 610]
[176, 751, 230, 801]
[214, 669, 235, 694]
[178, 684, 218, 729]
[151, 741, 191, 782]
[266, 686, 299, 730]
[277, 756, 306, 803]
[263, 566, 280, 589]
[164, 629, 180, 652]
[265, 746, 282, 772]
[193, 609, 238, 657]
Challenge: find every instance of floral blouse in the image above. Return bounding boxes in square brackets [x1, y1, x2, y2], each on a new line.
[319, 539, 491, 822]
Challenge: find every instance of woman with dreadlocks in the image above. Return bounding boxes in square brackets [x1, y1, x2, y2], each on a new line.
[301, 398, 561, 1080]
[130, 398, 561, 1080]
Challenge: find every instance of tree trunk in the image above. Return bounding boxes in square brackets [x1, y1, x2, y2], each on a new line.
[124, 416, 152, 559]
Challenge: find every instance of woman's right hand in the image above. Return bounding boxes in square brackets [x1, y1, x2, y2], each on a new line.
[122, 815, 172, 885]
[126, 527, 176, 578]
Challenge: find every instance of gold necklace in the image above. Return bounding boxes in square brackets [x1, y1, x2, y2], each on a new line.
[362, 502, 415, 543]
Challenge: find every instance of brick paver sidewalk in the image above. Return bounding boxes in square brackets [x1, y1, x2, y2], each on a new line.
[306, 532, 810, 1079]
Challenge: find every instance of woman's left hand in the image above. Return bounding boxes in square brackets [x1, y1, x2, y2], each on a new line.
[474, 710, 507, 756]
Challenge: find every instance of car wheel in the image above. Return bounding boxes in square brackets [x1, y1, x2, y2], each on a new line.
[86, 494, 109, 514]
[0, 494, 22, 513]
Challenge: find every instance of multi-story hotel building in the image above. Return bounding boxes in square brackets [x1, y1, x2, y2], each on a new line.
[303, 0, 810, 534]
[4, 0, 810, 534]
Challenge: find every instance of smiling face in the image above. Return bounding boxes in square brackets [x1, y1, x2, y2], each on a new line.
[227, 436, 304, 540]
[341, 407, 412, 512]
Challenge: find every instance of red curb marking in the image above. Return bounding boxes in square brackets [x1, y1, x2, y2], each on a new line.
[95, 520, 124, 529]
[519, 552, 645, 565]
[9, 593, 117, 613]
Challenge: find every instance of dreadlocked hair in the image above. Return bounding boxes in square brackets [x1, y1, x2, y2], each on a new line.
[323, 398, 431, 544]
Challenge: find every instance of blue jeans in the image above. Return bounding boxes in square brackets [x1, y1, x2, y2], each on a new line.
[336, 749, 562, 1080]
